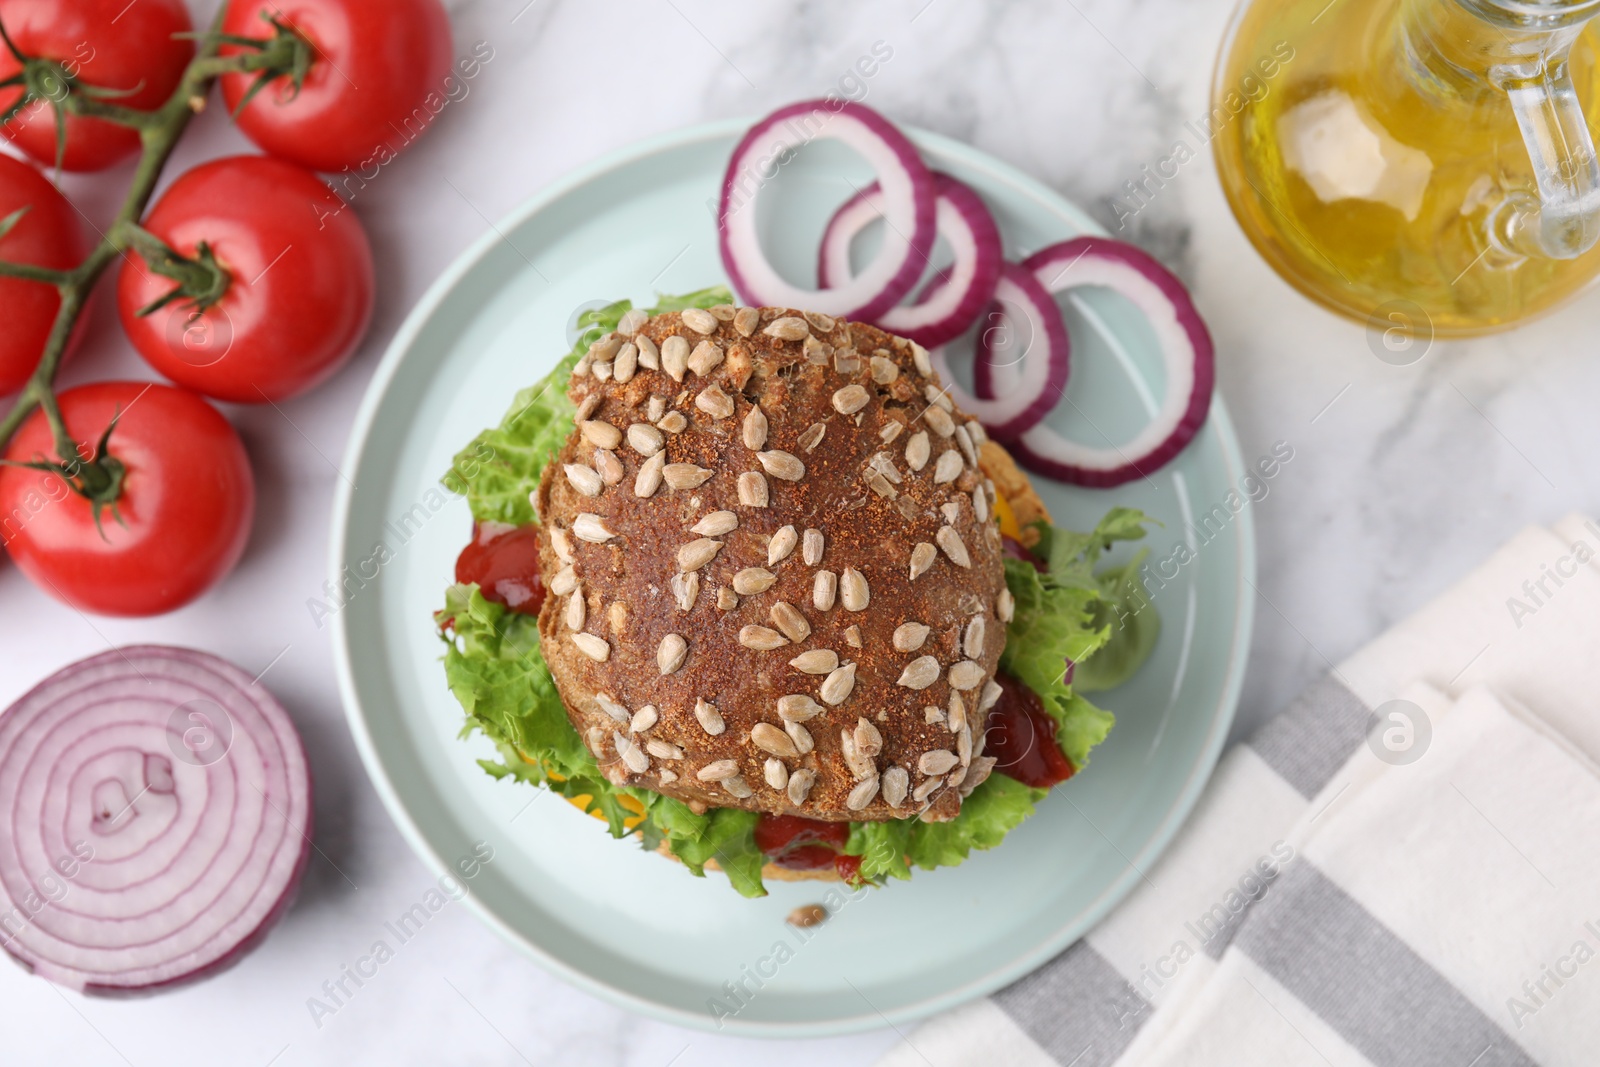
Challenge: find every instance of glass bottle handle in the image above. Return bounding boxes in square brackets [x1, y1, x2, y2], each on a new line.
[1495, 54, 1600, 259]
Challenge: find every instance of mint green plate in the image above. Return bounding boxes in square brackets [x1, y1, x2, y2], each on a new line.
[330, 120, 1254, 1037]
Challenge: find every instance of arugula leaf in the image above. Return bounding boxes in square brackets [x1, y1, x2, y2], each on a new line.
[1074, 548, 1160, 693]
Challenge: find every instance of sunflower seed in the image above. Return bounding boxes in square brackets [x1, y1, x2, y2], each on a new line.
[832, 384, 871, 415]
[612, 732, 650, 774]
[591, 693, 627, 722]
[764, 316, 810, 341]
[936, 526, 971, 568]
[717, 586, 739, 611]
[925, 705, 945, 725]
[854, 717, 883, 757]
[566, 590, 586, 629]
[801, 528, 825, 566]
[614, 343, 639, 383]
[840, 567, 869, 611]
[847, 776, 880, 810]
[711, 303, 736, 322]
[627, 423, 664, 456]
[738, 625, 788, 650]
[698, 759, 740, 781]
[844, 624, 863, 648]
[737, 471, 769, 507]
[933, 449, 964, 485]
[742, 405, 768, 450]
[879, 766, 909, 808]
[797, 422, 827, 453]
[663, 463, 712, 490]
[963, 616, 986, 658]
[955, 423, 978, 464]
[564, 463, 603, 497]
[913, 776, 943, 801]
[834, 349, 860, 374]
[973, 487, 989, 522]
[947, 765, 969, 789]
[642, 398, 664, 426]
[576, 393, 603, 421]
[770, 601, 810, 643]
[658, 768, 679, 785]
[998, 587, 1015, 623]
[688, 340, 724, 377]
[944, 691, 967, 735]
[574, 354, 593, 378]
[870, 355, 899, 384]
[820, 662, 857, 705]
[608, 600, 629, 635]
[910, 341, 933, 377]
[659, 412, 689, 437]
[778, 694, 824, 722]
[757, 450, 804, 481]
[684, 512, 733, 539]
[893, 622, 930, 652]
[549, 565, 578, 596]
[789, 649, 838, 674]
[572, 633, 610, 661]
[630, 704, 659, 732]
[580, 420, 622, 450]
[764, 526, 797, 566]
[805, 336, 832, 364]
[751, 722, 800, 760]
[906, 542, 937, 581]
[734, 306, 760, 337]
[657, 633, 688, 674]
[764, 758, 789, 790]
[695, 698, 725, 735]
[723, 775, 754, 799]
[733, 567, 776, 595]
[573, 513, 616, 543]
[924, 405, 955, 438]
[840, 730, 871, 779]
[803, 310, 835, 332]
[595, 449, 624, 485]
[646, 738, 683, 760]
[590, 333, 623, 361]
[920, 750, 958, 775]
[937, 502, 960, 528]
[787, 768, 816, 805]
[670, 571, 700, 611]
[677, 538, 723, 571]
[661, 335, 690, 381]
[962, 756, 997, 796]
[636, 334, 660, 369]
[617, 308, 648, 336]
[898, 656, 940, 690]
[948, 660, 984, 690]
[864, 469, 897, 500]
[957, 722, 973, 764]
[980, 680, 1003, 713]
[869, 452, 902, 484]
[924, 383, 953, 412]
[905, 431, 931, 472]
[550, 527, 575, 563]
[813, 570, 837, 610]
[681, 307, 718, 334]
[786, 720, 815, 755]
[591, 361, 614, 384]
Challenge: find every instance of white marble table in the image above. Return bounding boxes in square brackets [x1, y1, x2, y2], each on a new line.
[6, 0, 1598, 1063]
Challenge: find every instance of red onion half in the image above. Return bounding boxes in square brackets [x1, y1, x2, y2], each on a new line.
[817, 172, 1004, 347]
[1002, 238, 1216, 488]
[0, 646, 312, 995]
[719, 100, 937, 320]
[929, 262, 1071, 438]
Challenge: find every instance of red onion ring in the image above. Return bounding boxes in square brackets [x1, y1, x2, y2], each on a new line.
[999, 238, 1216, 488]
[817, 172, 1004, 347]
[929, 262, 1070, 438]
[719, 100, 937, 320]
[0, 646, 312, 995]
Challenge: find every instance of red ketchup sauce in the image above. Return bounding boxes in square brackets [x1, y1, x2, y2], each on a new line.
[982, 673, 1076, 789]
[454, 523, 546, 615]
[754, 814, 851, 873]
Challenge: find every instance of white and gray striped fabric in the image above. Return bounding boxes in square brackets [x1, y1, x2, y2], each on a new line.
[878, 515, 1600, 1067]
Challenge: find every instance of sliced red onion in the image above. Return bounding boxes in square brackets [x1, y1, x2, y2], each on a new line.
[929, 262, 1070, 438]
[1001, 238, 1215, 488]
[817, 172, 1004, 347]
[719, 100, 936, 320]
[0, 646, 312, 995]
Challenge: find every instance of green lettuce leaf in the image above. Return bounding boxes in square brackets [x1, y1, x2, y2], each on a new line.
[846, 773, 1045, 881]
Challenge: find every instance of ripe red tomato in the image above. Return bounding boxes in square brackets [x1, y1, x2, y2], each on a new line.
[0, 155, 85, 393]
[0, 382, 255, 616]
[219, 0, 453, 174]
[117, 155, 375, 403]
[0, 0, 193, 172]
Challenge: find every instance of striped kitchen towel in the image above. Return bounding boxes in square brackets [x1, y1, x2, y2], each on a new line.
[877, 515, 1600, 1067]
